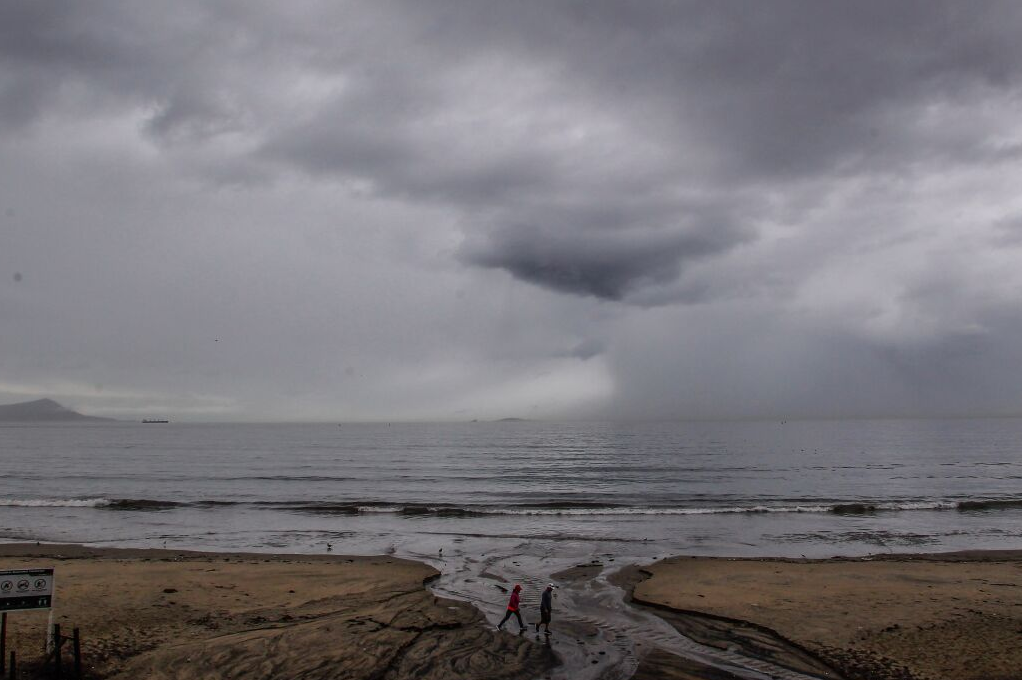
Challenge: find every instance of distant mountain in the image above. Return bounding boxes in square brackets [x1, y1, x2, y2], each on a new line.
[0, 398, 115, 422]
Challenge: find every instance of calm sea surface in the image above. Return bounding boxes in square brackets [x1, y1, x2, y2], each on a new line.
[2, 419, 1021, 558]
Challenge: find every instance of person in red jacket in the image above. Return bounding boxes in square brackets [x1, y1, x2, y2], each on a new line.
[496, 584, 525, 631]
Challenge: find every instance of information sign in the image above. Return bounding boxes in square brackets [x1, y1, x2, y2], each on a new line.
[0, 568, 53, 612]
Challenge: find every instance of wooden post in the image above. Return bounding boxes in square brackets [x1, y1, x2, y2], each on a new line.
[52, 623, 61, 679]
[8, 650, 14, 680]
[1, 612, 6, 673]
[72, 628, 81, 680]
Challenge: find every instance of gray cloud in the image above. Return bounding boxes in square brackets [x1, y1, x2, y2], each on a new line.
[258, 1, 1022, 301]
[992, 214, 1022, 247]
[565, 338, 604, 361]
[6, 2, 1021, 300]
[2, 1, 1022, 419]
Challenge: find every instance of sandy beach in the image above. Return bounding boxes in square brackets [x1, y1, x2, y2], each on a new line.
[624, 550, 1022, 680]
[5, 544, 1022, 680]
[0, 544, 554, 680]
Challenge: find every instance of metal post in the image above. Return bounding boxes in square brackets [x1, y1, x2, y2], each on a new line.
[52, 623, 61, 679]
[46, 569, 55, 659]
[0, 612, 6, 673]
[72, 628, 81, 680]
[46, 608, 54, 656]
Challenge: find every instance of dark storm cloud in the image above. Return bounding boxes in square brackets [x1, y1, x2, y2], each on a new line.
[4, 0, 1022, 420]
[460, 207, 750, 300]
[5, 1, 1022, 302]
[260, 0, 1022, 300]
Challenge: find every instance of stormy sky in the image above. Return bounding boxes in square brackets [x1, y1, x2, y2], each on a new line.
[2, 1, 1022, 421]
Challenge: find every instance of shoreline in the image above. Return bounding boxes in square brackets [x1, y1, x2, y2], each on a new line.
[617, 549, 1022, 680]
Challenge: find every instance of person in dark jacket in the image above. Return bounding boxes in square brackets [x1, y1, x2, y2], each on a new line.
[535, 583, 554, 634]
[497, 584, 525, 631]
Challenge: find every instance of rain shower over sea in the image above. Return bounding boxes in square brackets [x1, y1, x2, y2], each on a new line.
[3, 418, 1021, 559]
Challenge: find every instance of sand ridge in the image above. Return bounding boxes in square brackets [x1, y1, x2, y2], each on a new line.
[629, 552, 1022, 680]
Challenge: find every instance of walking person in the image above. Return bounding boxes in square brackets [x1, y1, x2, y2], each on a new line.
[536, 583, 554, 635]
[497, 584, 526, 632]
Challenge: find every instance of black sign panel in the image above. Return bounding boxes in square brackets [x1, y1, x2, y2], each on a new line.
[0, 595, 52, 612]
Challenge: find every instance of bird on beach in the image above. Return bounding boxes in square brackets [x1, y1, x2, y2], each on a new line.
[326, 543, 332, 552]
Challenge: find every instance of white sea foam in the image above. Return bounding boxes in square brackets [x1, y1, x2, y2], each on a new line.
[0, 498, 111, 508]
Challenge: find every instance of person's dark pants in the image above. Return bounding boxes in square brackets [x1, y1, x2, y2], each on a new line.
[498, 608, 524, 630]
[536, 609, 551, 632]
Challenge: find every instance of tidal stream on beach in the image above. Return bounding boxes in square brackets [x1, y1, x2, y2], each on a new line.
[399, 536, 828, 680]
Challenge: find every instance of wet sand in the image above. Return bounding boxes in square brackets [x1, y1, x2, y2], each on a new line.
[0, 544, 555, 680]
[624, 550, 1022, 680]
[6, 543, 1022, 680]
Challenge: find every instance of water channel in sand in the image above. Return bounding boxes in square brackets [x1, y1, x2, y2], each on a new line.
[396, 534, 830, 680]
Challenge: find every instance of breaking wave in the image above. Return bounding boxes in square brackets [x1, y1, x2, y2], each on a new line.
[0, 497, 185, 510]
[0, 498, 113, 508]
[5, 497, 1021, 516]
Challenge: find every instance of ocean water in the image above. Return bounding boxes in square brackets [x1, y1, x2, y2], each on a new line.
[2, 418, 1021, 557]
[3, 419, 1021, 679]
